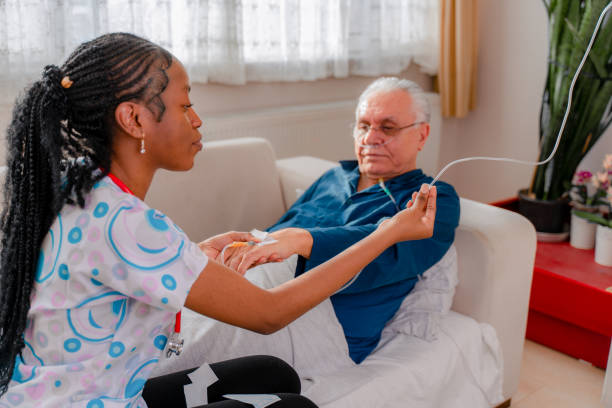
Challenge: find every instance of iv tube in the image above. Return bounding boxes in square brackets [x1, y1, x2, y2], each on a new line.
[429, 2, 612, 188]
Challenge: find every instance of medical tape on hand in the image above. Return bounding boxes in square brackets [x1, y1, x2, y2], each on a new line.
[429, 3, 611, 189]
[219, 229, 278, 261]
[184, 363, 219, 408]
[223, 394, 281, 408]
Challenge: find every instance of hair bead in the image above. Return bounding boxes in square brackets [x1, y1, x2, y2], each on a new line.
[60, 76, 73, 88]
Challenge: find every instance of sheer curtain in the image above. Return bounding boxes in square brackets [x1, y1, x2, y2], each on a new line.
[0, 0, 438, 89]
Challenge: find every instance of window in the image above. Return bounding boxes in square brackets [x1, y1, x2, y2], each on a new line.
[0, 0, 438, 87]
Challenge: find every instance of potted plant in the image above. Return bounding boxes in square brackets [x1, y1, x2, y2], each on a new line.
[572, 162, 612, 266]
[594, 198, 612, 266]
[568, 155, 611, 249]
[518, 0, 612, 234]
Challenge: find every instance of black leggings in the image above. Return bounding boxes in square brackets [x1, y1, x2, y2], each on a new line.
[143, 355, 317, 408]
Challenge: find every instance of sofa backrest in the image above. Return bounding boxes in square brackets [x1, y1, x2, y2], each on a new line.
[146, 137, 287, 241]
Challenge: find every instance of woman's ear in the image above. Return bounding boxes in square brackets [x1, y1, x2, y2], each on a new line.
[114, 102, 145, 140]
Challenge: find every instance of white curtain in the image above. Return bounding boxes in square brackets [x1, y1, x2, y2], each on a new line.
[0, 0, 438, 88]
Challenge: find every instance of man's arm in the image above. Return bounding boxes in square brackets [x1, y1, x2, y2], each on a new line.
[224, 185, 458, 278]
[302, 187, 459, 284]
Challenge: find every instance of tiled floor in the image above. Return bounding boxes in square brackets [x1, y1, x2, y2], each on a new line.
[513, 340, 606, 407]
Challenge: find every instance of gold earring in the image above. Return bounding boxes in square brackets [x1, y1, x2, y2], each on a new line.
[140, 136, 146, 154]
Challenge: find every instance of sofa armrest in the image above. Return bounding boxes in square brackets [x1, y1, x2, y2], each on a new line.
[276, 156, 338, 210]
[453, 198, 536, 400]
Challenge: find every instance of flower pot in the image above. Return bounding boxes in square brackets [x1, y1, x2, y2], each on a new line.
[570, 212, 597, 249]
[518, 189, 570, 233]
[595, 225, 612, 267]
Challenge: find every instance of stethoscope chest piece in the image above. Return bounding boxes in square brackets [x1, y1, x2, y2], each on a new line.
[166, 332, 184, 358]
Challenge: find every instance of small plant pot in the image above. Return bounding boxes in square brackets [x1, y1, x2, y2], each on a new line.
[518, 189, 569, 233]
[595, 225, 612, 267]
[570, 212, 597, 249]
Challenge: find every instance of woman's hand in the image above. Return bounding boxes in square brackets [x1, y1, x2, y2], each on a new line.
[222, 228, 313, 275]
[198, 231, 259, 259]
[379, 183, 437, 242]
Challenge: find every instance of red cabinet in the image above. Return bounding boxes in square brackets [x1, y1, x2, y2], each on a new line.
[526, 241, 612, 368]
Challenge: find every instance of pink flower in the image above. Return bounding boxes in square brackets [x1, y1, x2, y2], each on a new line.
[592, 174, 600, 189]
[604, 154, 612, 171]
[574, 170, 592, 184]
[597, 171, 609, 185]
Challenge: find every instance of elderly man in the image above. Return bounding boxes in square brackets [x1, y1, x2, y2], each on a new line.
[225, 77, 460, 364]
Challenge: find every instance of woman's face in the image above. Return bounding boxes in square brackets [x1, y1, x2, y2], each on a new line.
[140, 60, 203, 171]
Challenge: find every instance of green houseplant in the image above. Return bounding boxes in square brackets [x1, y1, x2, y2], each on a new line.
[519, 0, 612, 233]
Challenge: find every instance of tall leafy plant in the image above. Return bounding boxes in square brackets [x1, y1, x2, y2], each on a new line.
[531, 0, 612, 201]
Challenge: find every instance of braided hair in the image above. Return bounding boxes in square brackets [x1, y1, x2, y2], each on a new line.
[0, 32, 173, 395]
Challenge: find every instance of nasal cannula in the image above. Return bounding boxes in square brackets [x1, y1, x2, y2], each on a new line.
[427, 2, 611, 189]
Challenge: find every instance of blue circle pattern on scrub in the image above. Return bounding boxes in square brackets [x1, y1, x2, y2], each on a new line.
[68, 227, 82, 244]
[93, 202, 109, 218]
[154, 335, 168, 350]
[64, 338, 81, 353]
[161, 274, 177, 290]
[108, 205, 185, 271]
[3, 179, 208, 407]
[35, 215, 63, 283]
[86, 399, 104, 408]
[109, 342, 125, 358]
[58, 264, 70, 280]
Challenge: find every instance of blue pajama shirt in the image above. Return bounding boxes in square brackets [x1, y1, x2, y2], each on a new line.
[268, 160, 460, 363]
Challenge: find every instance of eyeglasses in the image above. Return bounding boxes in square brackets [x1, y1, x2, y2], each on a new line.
[353, 121, 424, 141]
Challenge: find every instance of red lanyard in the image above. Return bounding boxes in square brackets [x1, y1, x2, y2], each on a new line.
[107, 172, 182, 336]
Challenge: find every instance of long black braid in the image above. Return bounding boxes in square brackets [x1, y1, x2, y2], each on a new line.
[0, 32, 173, 396]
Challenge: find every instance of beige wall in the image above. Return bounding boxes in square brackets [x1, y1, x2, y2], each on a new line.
[192, 64, 432, 116]
[437, 0, 546, 203]
[438, 0, 612, 203]
[1, 0, 610, 201]
[0, 64, 431, 165]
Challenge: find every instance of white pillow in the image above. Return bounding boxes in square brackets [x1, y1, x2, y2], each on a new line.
[383, 245, 458, 341]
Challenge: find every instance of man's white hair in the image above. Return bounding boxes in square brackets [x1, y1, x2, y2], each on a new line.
[356, 77, 430, 123]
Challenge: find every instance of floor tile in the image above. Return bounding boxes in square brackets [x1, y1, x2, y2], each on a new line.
[513, 340, 605, 408]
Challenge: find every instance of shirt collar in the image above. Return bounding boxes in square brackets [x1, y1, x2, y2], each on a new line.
[339, 160, 425, 190]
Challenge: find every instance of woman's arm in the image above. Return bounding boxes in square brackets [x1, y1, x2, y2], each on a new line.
[185, 184, 436, 334]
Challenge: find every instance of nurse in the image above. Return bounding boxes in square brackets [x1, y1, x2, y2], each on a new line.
[0, 33, 436, 408]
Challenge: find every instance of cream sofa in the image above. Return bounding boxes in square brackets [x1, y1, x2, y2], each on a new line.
[146, 137, 537, 407]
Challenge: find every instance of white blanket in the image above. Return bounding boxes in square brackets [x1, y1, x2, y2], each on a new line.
[302, 311, 503, 408]
[153, 255, 355, 379]
[152, 251, 503, 407]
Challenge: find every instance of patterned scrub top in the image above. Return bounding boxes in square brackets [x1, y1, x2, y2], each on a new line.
[0, 176, 209, 408]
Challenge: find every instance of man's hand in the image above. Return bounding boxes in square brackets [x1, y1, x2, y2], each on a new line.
[222, 228, 313, 275]
[198, 231, 259, 259]
[379, 183, 437, 242]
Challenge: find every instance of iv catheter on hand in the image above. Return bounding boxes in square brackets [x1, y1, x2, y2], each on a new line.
[219, 229, 279, 262]
[428, 2, 611, 189]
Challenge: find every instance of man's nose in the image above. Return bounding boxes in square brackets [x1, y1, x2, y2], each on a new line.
[361, 126, 385, 145]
